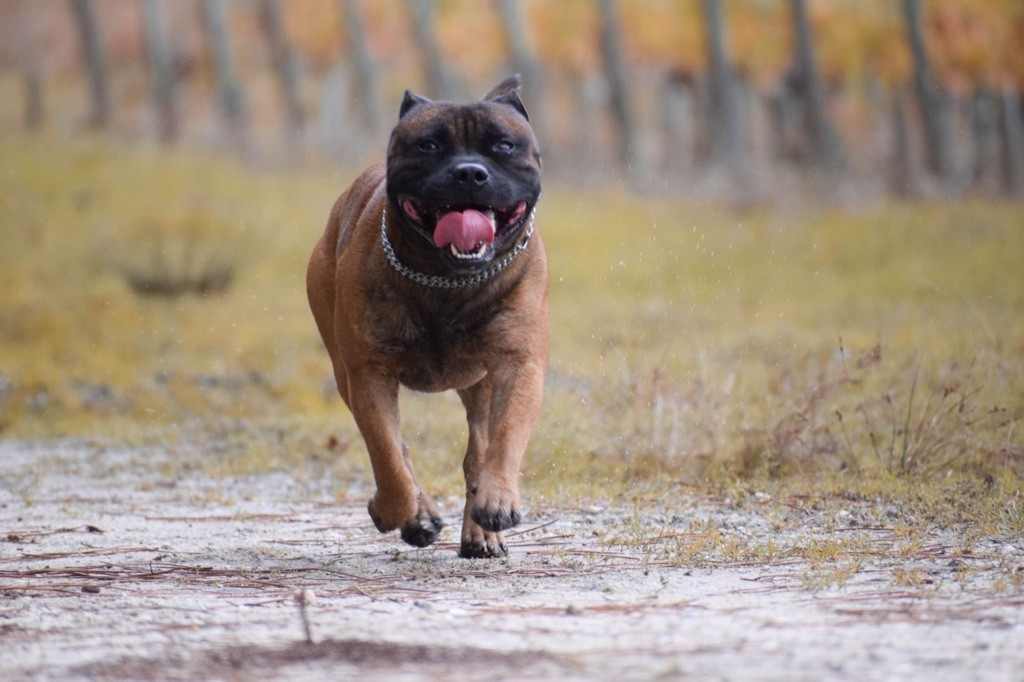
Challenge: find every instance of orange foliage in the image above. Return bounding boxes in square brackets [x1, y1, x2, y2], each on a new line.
[530, 0, 600, 73]
[621, 0, 703, 70]
[729, 0, 789, 85]
[1006, 11, 1024, 89]
[2, 0, 1023, 91]
[929, 0, 1011, 90]
[808, 2, 908, 85]
[283, 0, 342, 71]
[435, 0, 507, 81]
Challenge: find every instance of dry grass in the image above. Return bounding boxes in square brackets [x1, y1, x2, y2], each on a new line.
[108, 205, 243, 297]
[1, 134, 1022, 514]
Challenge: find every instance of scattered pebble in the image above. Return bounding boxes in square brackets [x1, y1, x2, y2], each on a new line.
[292, 588, 316, 606]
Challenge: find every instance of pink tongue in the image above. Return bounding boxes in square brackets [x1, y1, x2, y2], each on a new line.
[433, 209, 495, 251]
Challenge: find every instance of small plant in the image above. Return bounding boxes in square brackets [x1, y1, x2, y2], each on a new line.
[106, 203, 244, 297]
[837, 342, 1014, 478]
[563, 337, 1022, 488]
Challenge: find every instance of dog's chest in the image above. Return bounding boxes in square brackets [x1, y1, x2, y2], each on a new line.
[370, 292, 506, 392]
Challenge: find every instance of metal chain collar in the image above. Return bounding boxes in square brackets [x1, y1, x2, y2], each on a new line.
[380, 204, 536, 289]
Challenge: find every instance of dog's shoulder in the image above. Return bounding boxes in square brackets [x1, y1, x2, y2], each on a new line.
[331, 163, 386, 260]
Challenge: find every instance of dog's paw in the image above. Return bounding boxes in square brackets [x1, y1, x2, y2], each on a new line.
[468, 499, 520, 532]
[459, 534, 508, 559]
[366, 492, 418, 534]
[370, 492, 444, 547]
[367, 498, 394, 533]
[400, 510, 444, 548]
[460, 495, 509, 558]
[470, 475, 521, 532]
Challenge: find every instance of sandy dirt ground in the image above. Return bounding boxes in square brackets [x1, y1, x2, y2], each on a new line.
[2, 438, 1023, 680]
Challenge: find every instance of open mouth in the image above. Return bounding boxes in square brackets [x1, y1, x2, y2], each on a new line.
[400, 199, 530, 262]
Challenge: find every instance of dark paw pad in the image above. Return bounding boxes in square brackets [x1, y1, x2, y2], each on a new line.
[471, 506, 521, 533]
[459, 540, 508, 559]
[400, 515, 444, 548]
[459, 540, 489, 559]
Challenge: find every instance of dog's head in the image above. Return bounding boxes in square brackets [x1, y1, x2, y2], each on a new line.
[386, 76, 542, 270]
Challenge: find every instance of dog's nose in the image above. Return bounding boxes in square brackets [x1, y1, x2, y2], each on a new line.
[452, 162, 490, 186]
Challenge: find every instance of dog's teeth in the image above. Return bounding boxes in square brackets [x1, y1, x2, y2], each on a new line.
[449, 242, 487, 259]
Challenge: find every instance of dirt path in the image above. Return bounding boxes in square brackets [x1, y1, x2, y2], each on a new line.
[2, 439, 1022, 680]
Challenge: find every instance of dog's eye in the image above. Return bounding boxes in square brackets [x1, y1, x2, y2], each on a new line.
[418, 139, 439, 152]
[494, 139, 516, 154]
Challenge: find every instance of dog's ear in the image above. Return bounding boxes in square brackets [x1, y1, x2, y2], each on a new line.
[399, 90, 433, 120]
[483, 74, 529, 121]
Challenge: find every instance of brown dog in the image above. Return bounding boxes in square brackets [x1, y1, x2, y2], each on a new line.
[306, 76, 547, 558]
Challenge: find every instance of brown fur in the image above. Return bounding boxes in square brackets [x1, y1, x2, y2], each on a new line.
[306, 105, 548, 557]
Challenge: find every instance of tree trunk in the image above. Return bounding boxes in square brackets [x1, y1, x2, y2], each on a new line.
[700, 0, 744, 169]
[969, 88, 999, 192]
[408, 0, 458, 100]
[659, 73, 693, 173]
[571, 73, 603, 171]
[320, 64, 349, 157]
[902, 0, 952, 181]
[768, 86, 801, 163]
[69, 0, 110, 128]
[24, 68, 44, 131]
[203, 0, 246, 137]
[1001, 89, 1024, 196]
[141, 0, 178, 142]
[596, 0, 636, 169]
[340, 0, 380, 136]
[258, 0, 303, 142]
[789, 0, 844, 168]
[496, 0, 547, 144]
[597, 0, 639, 172]
[891, 90, 913, 198]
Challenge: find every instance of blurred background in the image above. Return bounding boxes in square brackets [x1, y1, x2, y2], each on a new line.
[2, 0, 1023, 200]
[0, 0, 1021, 489]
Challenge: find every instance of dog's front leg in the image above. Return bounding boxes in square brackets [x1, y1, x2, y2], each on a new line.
[347, 369, 444, 547]
[458, 381, 508, 558]
[470, 360, 545, 533]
